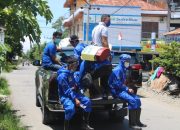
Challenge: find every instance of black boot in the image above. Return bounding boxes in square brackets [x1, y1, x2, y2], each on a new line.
[82, 112, 94, 130]
[129, 110, 142, 130]
[136, 108, 147, 127]
[64, 120, 69, 130]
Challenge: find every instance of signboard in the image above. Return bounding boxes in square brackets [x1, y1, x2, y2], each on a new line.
[84, 14, 141, 26]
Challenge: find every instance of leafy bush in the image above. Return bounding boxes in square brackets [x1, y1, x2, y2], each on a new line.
[26, 42, 46, 61]
[0, 77, 10, 95]
[0, 79, 24, 130]
[152, 42, 180, 78]
[0, 44, 11, 71]
[0, 103, 25, 130]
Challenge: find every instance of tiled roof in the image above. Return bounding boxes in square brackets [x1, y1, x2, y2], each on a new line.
[91, 0, 167, 11]
[164, 28, 180, 35]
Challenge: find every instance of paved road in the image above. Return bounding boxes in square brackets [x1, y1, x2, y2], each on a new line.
[2, 65, 180, 130]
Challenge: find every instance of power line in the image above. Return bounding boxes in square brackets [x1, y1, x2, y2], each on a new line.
[111, 0, 132, 15]
[83, 0, 90, 6]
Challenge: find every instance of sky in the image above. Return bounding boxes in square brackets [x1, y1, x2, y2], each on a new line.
[22, 0, 68, 52]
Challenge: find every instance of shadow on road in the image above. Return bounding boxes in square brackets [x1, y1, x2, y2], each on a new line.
[49, 112, 132, 130]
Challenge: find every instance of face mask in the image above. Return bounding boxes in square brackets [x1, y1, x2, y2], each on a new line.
[124, 62, 130, 68]
[54, 38, 61, 45]
[106, 21, 111, 27]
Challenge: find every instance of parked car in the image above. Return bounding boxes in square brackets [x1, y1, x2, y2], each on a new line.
[34, 47, 127, 125]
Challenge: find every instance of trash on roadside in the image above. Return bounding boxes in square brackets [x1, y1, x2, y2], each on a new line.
[148, 67, 180, 95]
[0, 94, 8, 104]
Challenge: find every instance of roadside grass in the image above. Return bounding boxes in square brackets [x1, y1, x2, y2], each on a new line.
[4, 62, 18, 73]
[0, 77, 26, 130]
[0, 103, 26, 130]
[0, 77, 10, 95]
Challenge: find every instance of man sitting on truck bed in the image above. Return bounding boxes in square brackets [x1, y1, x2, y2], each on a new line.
[42, 31, 62, 71]
[69, 35, 88, 68]
[57, 56, 94, 130]
[108, 54, 146, 130]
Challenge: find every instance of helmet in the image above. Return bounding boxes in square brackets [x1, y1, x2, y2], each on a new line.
[66, 55, 79, 71]
[69, 35, 79, 42]
[69, 35, 79, 47]
[119, 54, 131, 62]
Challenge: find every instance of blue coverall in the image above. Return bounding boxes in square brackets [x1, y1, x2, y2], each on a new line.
[57, 67, 92, 120]
[42, 41, 61, 71]
[78, 60, 111, 81]
[74, 43, 88, 65]
[108, 55, 141, 110]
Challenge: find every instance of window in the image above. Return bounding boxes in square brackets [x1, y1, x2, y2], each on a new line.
[173, 0, 180, 6]
[142, 22, 159, 39]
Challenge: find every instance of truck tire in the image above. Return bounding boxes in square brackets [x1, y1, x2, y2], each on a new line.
[36, 88, 41, 107]
[42, 103, 53, 125]
[108, 110, 125, 122]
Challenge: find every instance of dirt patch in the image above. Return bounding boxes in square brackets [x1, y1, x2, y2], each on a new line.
[138, 82, 180, 107]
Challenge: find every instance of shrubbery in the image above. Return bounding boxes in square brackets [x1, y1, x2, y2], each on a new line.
[0, 77, 10, 95]
[0, 103, 25, 130]
[0, 77, 25, 130]
[152, 42, 180, 78]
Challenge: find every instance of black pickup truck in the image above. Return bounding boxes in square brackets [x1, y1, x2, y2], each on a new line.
[34, 48, 142, 125]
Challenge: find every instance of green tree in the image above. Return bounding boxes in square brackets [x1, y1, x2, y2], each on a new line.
[0, 0, 53, 62]
[28, 42, 46, 61]
[152, 42, 180, 78]
[0, 44, 11, 71]
[52, 16, 69, 38]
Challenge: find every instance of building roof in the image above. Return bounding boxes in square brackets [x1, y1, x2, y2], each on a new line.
[91, 0, 167, 11]
[164, 28, 180, 35]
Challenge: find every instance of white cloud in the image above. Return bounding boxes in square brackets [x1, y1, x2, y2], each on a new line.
[21, 37, 31, 53]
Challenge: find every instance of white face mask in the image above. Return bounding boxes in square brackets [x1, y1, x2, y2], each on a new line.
[124, 62, 130, 68]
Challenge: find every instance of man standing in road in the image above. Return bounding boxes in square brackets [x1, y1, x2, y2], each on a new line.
[57, 56, 94, 130]
[42, 31, 62, 71]
[108, 54, 147, 130]
[92, 14, 111, 48]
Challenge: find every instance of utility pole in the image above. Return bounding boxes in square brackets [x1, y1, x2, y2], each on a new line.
[0, 26, 5, 75]
[72, 0, 77, 35]
[167, 0, 173, 32]
[83, 0, 99, 44]
[86, 0, 90, 44]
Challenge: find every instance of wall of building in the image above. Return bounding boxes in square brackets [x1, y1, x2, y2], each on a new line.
[142, 16, 168, 39]
[83, 5, 142, 50]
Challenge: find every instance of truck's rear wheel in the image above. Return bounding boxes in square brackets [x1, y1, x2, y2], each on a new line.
[42, 103, 53, 125]
[36, 88, 41, 107]
[108, 110, 125, 122]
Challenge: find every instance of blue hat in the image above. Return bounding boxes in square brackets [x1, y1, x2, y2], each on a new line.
[119, 54, 131, 62]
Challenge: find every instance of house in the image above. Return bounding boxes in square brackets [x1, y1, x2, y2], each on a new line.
[164, 28, 180, 42]
[63, 0, 168, 50]
[169, 0, 180, 28]
[143, 0, 180, 29]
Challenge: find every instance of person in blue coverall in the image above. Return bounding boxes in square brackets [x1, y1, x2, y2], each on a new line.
[42, 31, 62, 71]
[108, 54, 146, 130]
[57, 56, 94, 130]
[69, 35, 88, 66]
[69, 34, 112, 99]
[78, 59, 112, 99]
